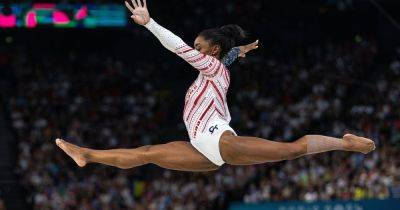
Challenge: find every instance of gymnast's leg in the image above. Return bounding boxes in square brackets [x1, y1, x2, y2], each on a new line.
[55, 139, 218, 172]
[219, 133, 375, 165]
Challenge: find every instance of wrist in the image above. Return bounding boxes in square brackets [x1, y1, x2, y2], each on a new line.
[144, 18, 154, 28]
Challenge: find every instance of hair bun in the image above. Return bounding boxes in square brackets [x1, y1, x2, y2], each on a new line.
[219, 24, 247, 43]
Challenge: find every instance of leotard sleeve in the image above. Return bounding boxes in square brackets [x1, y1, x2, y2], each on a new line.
[144, 18, 222, 76]
[221, 47, 240, 67]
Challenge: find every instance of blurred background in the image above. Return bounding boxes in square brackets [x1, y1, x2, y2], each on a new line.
[0, 0, 399, 210]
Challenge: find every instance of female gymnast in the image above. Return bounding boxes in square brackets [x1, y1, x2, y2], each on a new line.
[56, 0, 375, 172]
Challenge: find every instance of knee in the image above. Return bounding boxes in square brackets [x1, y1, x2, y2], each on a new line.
[139, 145, 152, 163]
[116, 146, 152, 169]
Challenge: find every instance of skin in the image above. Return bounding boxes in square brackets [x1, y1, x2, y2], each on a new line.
[194, 37, 259, 59]
[55, 0, 376, 171]
[194, 36, 221, 59]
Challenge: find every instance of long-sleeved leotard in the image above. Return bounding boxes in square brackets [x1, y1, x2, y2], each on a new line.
[221, 47, 240, 66]
[145, 19, 237, 140]
[145, 19, 240, 70]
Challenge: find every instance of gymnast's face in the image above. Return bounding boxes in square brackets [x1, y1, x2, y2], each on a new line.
[194, 36, 221, 59]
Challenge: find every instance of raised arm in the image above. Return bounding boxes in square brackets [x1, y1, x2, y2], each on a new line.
[125, 0, 221, 76]
[144, 19, 221, 75]
[221, 47, 240, 66]
[222, 40, 259, 67]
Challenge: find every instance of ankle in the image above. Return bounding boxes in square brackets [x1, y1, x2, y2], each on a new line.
[80, 148, 90, 163]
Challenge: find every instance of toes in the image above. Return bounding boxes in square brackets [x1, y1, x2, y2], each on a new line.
[364, 140, 375, 154]
[343, 134, 376, 154]
[367, 140, 374, 146]
[366, 140, 375, 149]
[58, 142, 66, 149]
[55, 139, 69, 152]
[370, 142, 376, 150]
[55, 138, 64, 147]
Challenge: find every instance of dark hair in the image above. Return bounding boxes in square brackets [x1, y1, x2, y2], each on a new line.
[199, 24, 246, 57]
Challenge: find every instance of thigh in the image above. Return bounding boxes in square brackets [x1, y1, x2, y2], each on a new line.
[147, 141, 219, 172]
[219, 133, 301, 165]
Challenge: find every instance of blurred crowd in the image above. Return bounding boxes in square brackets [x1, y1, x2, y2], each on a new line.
[0, 198, 5, 210]
[229, 41, 400, 204]
[2, 35, 399, 210]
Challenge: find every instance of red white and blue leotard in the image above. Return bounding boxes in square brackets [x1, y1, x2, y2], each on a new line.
[145, 19, 235, 141]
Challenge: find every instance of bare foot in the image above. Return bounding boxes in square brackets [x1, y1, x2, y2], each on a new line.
[343, 134, 376, 154]
[55, 138, 87, 167]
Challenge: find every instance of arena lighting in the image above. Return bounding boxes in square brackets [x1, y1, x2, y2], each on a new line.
[53, 10, 70, 25]
[32, 3, 56, 10]
[25, 10, 37, 28]
[0, 3, 17, 28]
[0, 3, 126, 28]
[75, 6, 88, 20]
[32, 3, 71, 25]
[0, 14, 16, 28]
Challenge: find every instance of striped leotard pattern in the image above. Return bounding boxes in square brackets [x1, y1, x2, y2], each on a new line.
[182, 53, 231, 139]
[145, 19, 235, 140]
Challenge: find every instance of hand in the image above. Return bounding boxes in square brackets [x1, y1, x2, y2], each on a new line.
[238, 40, 259, 58]
[125, 0, 150, 25]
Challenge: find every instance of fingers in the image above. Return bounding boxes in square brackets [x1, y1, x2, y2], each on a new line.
[245, 40, 259, 52]
[251, 39, 259, 49]
[125, 1, 135, 13]
[131, 0, 138, 8]
[238, 39, 259, 58]
[126, 0, 146, 14]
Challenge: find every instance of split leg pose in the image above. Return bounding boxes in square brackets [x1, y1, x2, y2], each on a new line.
[56, 0, 375, 172]
[56, 133, 374, 171]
